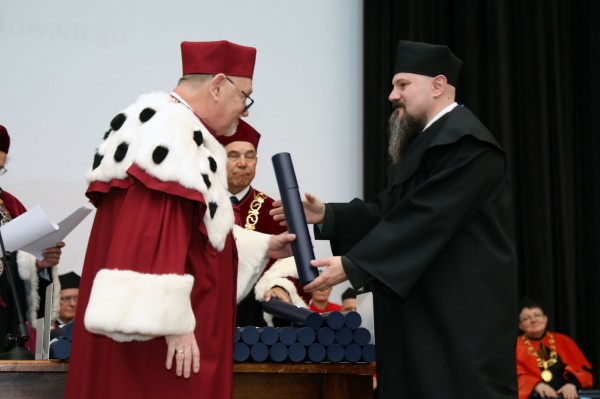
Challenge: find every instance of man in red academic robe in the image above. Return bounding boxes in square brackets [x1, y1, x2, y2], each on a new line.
[0, 125, 64, 355]
[218, 120, 310, 327]
[65, 41, 294, 399]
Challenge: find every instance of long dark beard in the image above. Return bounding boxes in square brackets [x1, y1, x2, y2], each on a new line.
[387, 109, 426, 163]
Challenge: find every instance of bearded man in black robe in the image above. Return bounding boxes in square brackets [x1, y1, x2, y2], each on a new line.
[273, 40, 519, 399]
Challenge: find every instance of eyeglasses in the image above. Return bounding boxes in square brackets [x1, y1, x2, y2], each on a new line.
[60, 295, 78, 303]
[520, 312, 544, 323]
[0, 167, 7, 176]
[226, 77, 254, 112]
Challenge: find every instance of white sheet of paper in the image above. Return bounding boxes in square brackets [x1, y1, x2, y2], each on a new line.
[0, 205, 58, 253]
[21, 205, 93, 259]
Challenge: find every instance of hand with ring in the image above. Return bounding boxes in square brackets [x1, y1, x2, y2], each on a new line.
[165, 332, 200, 378]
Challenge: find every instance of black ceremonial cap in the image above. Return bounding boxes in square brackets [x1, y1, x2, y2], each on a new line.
[59, 271, 81, 290]
[394, 40, 463, 86]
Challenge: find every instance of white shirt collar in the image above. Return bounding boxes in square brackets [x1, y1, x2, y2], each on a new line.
[228, 186, 251, 202]
[423, 102, 458, 132]
[170, 92, 192, 110]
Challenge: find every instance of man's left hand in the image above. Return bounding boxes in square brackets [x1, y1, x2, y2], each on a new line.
[263, 286, 291, 303]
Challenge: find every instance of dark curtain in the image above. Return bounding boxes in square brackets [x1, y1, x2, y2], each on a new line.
[364, 0, 599, 385]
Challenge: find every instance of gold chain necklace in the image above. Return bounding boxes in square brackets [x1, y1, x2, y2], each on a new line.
[522, 331, 558, 382]
[244, 192, 266, 231]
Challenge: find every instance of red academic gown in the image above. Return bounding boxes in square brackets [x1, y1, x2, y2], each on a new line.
[65, 92, 242, 399]
[0, 191, 28, 350]
[516, 331, 594, 399]
[0, 189, 58, 352]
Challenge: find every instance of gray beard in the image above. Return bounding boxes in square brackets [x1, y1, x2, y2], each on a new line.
[387, 111, 426, 163]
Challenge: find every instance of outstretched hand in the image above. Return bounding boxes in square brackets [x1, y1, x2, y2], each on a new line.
[303, 256, 348, 293]
[270, 192, 326, 226]
[266, 232, 296, 260]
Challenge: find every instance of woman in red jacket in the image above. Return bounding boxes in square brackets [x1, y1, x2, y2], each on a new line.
[516, 298, 593, 399]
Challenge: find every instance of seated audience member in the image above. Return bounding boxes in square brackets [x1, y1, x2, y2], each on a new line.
[341, 287, 360, 312]
[517, 298, 593, 399]
[56, 271, 80, 327]
[309, 286, 341, 313]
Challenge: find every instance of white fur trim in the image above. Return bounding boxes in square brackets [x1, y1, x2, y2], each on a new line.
[84, 269, 195, 342]
[253, 257, 307, 326]
[233, 225, 270, 303]
[87, 92, 234, 250]
[17, 251, 38, 323]
[17, 251, 36, 281]
[15, 251, 59, 324]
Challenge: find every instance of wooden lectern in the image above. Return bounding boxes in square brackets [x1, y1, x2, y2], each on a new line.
[0, 360, 376, 399]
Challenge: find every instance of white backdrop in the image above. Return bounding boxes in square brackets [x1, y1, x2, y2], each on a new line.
[0, 0, 362, 303]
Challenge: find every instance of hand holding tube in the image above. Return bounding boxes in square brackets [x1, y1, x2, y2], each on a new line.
[271, 192, 325, 226]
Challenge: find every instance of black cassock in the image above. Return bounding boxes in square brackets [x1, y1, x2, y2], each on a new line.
[317, 106, 519, 399]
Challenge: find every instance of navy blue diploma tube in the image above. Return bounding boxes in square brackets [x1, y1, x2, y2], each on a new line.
[344, 311, 362, 330]
[233, 342, 250, 362]
[326, 343, 345, 363]
[288, 342, 307, 363]
[250, 342, 269, 362]
[361, 343, 376, 362]
[272, 152, 319, 286]
[262, 297, 322, 329]
[307, 343, 326, 362]
[277, 326, 298, 346]
[241, 326, 260, 345]
[297, 326, 316, 346]
[259, 326, 278, 346]
[335, 327, 354, 346]
[317, 327, 335, 346]
[269, 342, 288, 362]
[321, 311, 345, 330]
[353, 327, 372, 346]
[344, 343, 362, 363]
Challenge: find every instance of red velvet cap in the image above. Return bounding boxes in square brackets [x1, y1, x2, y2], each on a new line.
[0, 125, 10, 154]
[216, 119, 261, 151]
[181, 40, 257, 78]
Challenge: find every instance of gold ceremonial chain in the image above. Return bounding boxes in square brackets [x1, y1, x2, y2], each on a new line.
[522, 332, 558, 382]
[244, 192, 267, 231]
[0, 197, 13, 277]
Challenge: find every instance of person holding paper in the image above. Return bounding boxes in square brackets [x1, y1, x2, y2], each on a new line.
[65, 41, 295, 399]
[218, 120, 310, 327]
[271, 41, 518, 398]
[0, 124, 65, 353]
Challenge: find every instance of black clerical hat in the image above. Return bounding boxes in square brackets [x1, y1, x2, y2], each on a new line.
[394, 40, 463, 86]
